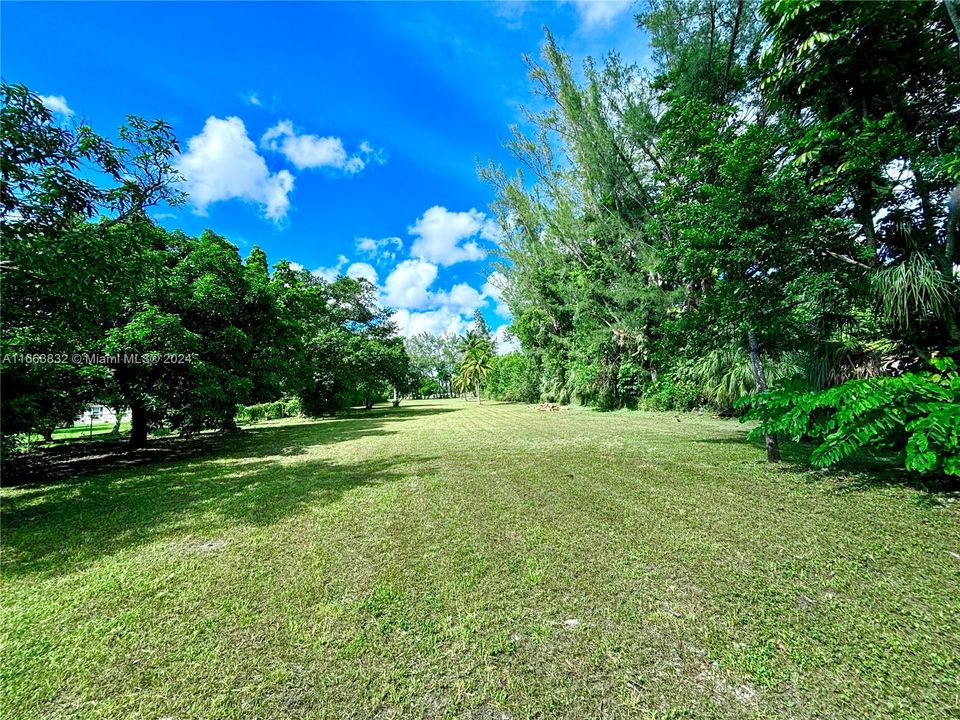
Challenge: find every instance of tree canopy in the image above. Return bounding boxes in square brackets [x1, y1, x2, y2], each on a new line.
[1, 83, 407, 449]
[481, 0, 959, 470]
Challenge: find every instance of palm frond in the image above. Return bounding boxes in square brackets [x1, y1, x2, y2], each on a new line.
[872, 253, 955, 329]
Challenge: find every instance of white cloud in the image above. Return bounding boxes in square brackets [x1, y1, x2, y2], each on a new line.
[177, 116, 294, 222]
[262, 120, 346, 169]
[494, 325, 520, 354]
[570, 0, 633, 29]
[383, 259, 439, 310]
[482, 271, 510, 317]
[261, 120, 383, 174]
[437, 283, 485, 315]
[381, 256, 490, 319]
[247, 92, 262, 107]
[408, 206, 491, 266]
[480, 218, 504, 244]
[312, 255, 349, 282]
[392, 308, 472, 338]
[346, 261, 378, 284]
[356, 236, 403, 264]
[38, 94, 73, 117]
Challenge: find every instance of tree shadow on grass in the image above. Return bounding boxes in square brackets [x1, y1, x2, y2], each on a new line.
[3, 404, 458, 486]
[1, 409, 452, 578]
[2, 450, 439, 579]
[697, 433, 959, 499]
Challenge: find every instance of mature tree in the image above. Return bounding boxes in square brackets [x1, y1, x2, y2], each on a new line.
[459, 346, 493, 406]
[457, 316, 496, 405]
[1, 84, 184, 446]
[1, 83, 184, 241]
[273, 267, 406, 416]
[761, 0, 960, 348]
[404, 332, 461, 398]
[100, 226, 282, 446]
[482, 0, 958, 467]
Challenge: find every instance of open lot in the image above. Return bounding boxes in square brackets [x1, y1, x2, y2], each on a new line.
[2, 400, 958, 719]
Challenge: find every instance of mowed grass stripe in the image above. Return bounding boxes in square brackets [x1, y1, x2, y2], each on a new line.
[2, 400, 958, 719]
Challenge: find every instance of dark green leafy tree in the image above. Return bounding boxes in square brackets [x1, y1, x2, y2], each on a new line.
[1, 84, 184, 445]
[1, 82, 184, 241]
[760, 0, 960, 347]
[101, 226, 281, 446]
[742, 357, 959, 477]
[487, 352, 540, 403]
[404, 332, 461, 398]
[274, 267, 407, 416]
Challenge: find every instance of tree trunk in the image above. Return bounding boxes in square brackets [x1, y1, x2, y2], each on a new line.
[221, 416, 241, 434]
[364, 388, 372, 410]
[110, 407, 125, 435]
[855, 183, 879, 264]
[946, 0, 960, 43]
[130, 401, 148, 449]
[720, 0, 744, 101]
[747, 329, 781, 463]
[475, 380, 481, 405]
[944, 185, 960, 342]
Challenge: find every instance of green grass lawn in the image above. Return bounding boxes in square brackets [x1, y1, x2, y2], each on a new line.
[19, 422, 132, 448]
[2, 400, 958, 719]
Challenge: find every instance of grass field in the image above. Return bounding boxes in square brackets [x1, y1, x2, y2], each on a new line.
[2, 400, 958, 719]
[18, 422, 133, 449]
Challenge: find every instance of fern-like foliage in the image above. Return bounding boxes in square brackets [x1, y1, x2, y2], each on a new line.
[738, 357, 960, 476]
[676, 346, 803, 411]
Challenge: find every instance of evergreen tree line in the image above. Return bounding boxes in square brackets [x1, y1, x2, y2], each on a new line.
[477, 0, 959, 472]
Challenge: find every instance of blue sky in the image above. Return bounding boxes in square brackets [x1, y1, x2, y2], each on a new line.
[2, 1, 648, 343]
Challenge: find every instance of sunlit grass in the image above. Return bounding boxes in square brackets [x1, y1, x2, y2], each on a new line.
[2, 400, 958, 719]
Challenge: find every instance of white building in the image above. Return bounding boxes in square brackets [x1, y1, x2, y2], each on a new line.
[75, 404, 131, 426]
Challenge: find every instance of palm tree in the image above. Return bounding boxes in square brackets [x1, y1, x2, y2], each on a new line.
[459, 346, 493, 405]
[452, 371, 469, 401]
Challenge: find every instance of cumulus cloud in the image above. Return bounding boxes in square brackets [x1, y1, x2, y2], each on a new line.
[301, 204, 511, 338]
[482, 271, 510, 317]
[311, 255, 349, 282]
[408, 206, 497, 266]
[381, 256, 490, 318]
[261, 120, 383, 174]
[346, 261, 378, 284]
[436, 283, 486, 315]
[570, 0, 633, 29]
[383, 259, 439, 310]
[392, 308, 472, 338]
[38, 94, 73, 117]
[178, 116, 294, 222]
[356, 236, 403, 264]
[246, 92, 262, 107]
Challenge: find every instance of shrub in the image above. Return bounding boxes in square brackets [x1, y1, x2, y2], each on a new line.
[237, 397, 303, 425]
[487, 353, 540, 403]
[740, 357, 960, 477]
[638, 376, 703, 412]
[616, 361, 647, 405]
[282, 396, 302, 417]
